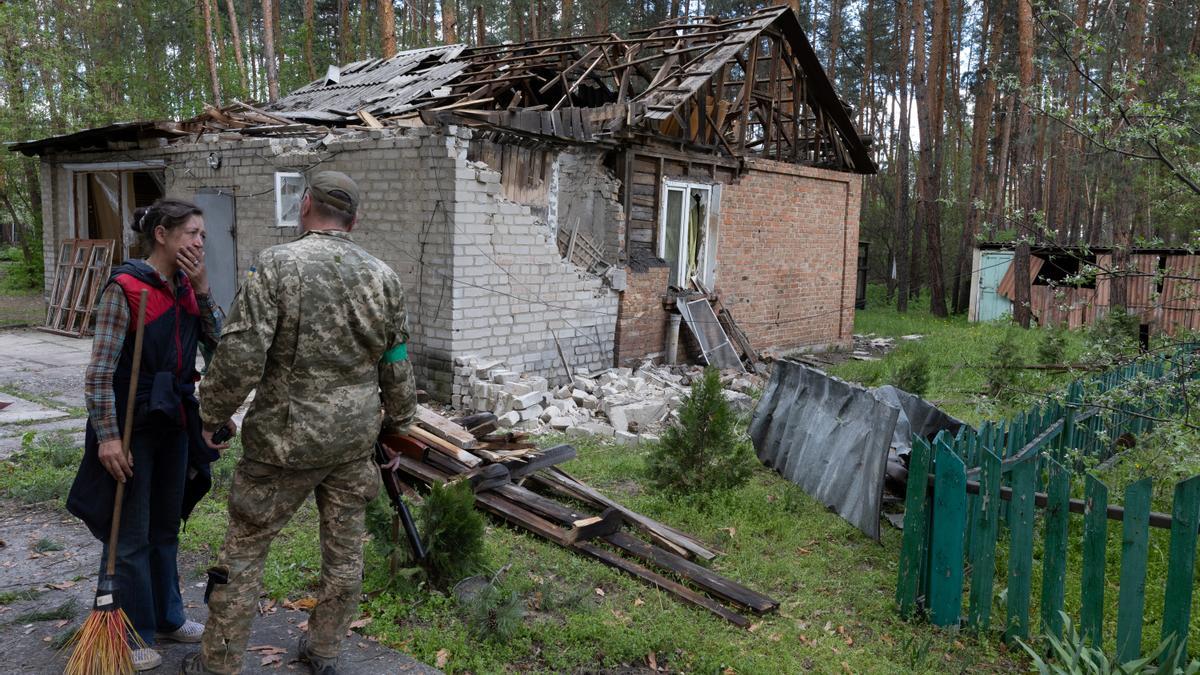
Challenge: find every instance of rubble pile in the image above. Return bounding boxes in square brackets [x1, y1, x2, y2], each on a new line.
[456, 358, 766, 445]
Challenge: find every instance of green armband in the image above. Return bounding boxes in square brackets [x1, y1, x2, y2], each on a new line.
[382, 343, 408, 364]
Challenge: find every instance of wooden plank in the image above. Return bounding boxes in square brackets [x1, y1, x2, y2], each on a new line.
[414, 405, 479, 449]
[604, 531, 778, 614]
[406, 426, 483, 467]
[1080, 474, 1109, 649]
[967, 449, 1002, 630]
[501, 444, 577, 479]
[1004, 459, 1036, 642]
[1160, 475, 1200, 657]
[529, 469, 716, 561]
[573, 541, 751, 628]
[1115, 478, 1153, 663]
[929, 442, 967, 628]
[1040, 459, 1070, 639]
[896, 437, 932, 618]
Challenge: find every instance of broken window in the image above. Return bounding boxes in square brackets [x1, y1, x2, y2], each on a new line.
[70, 168, 165, 263]
[274, 172, 304, 227]
[659, 181, 714, 288]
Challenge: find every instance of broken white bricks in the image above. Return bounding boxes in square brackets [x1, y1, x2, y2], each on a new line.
[455, 354, 767, 440]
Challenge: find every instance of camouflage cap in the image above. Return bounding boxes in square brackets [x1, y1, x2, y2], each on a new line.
[307, 171, 360, 214]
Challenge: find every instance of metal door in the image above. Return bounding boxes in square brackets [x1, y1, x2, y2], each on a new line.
[977, 251, 1013, 321]
[194, 189, 238, 314]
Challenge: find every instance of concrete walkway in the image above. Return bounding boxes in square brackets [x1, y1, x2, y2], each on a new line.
[0, 329, 92, 459]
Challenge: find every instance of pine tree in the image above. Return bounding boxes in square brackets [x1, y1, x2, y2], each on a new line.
[646, 367, 755, 494]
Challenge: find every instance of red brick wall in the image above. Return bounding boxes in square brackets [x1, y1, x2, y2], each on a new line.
[716, 159, 861, 353]
[614, 261, 670, 366]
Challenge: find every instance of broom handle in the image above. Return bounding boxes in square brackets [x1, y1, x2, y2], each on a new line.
[105, 289, 149, 578]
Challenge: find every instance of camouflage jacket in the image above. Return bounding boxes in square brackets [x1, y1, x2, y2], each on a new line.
[199, 229, 416, 468]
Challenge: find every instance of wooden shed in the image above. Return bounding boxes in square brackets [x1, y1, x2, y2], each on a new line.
[969, 243, 1200, 335]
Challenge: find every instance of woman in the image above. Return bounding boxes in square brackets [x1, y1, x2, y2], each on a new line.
[68, 198, 234, 671]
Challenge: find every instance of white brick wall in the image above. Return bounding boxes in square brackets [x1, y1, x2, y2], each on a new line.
[40, 125, 619, 404]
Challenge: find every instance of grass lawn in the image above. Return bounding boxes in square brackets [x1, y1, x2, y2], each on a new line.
[2, 434, 1025, 674]
[828, 286, 1089, 425]
[0, 256, 44, 328]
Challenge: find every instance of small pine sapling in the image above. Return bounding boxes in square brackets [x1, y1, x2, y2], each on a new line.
[418, 481, 486, 589]
[646, 366, 756, 494]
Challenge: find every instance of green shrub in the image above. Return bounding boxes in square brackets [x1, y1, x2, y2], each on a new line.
[646, 366, 756, 494]
[1089, 306, 1140, 357]
[0, 237, 44, 291]
[367, 481, 488, 592]
[985, 330, 1024, 398]
[888, 348, 930, 396]
[421, 481, 487, 589]
[1018, 612, 1199, 674]
[1038, 327, 1068, 364]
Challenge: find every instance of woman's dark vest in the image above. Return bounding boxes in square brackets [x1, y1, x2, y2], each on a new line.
[68, 260, 217, 541]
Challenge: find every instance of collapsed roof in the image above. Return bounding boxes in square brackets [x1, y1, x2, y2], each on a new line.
[13, 7, 874, 174]
[266, 6, 874, 173]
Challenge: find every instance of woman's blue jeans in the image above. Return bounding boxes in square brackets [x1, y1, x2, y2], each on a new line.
[99, 427, 188, 646]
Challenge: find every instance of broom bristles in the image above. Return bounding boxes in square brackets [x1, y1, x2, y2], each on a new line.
[63, 607, 147, 675]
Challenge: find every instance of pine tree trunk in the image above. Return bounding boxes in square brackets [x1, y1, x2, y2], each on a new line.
[952, 0, 999, 314]
[908, 0, 925, 302]
[1110, 0, 1149, 311]
[476, 5, 485, 45]
[1011, 0, 1034, 328]
[304, 0, 316, 79]
[261, 0, 280, 101]
[443, 0, 458, 42]
[562, 0, 572, 36]
[827, 0, 842, 73]
[895, 0, 913, 313]
[359, 0, 370, 59]
[380, 0, 396, 57]
[225, 0, 249, 95]
[339, 0, 351, 62]
[857, 0, 874, 137]
[202, 0, 223, 106]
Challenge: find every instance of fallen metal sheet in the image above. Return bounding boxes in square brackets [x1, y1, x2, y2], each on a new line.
[677, 296, 744, 371]
[750, 362, 972, 539]
[750, 360, 898, 540]
[872, 385, 968, 460]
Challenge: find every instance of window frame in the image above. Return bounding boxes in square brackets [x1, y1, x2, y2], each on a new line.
[274, 171, 305, 228]
[657, 179, 715, 288]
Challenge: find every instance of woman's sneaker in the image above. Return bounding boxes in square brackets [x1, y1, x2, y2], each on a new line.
[132, 647, 163, 671]
[156, 619, 205, 643]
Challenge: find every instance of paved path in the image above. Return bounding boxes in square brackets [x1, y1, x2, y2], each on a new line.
[0, 329, 92, 460]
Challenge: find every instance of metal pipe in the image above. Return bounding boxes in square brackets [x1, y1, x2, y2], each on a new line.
[665, 313, 681, 365]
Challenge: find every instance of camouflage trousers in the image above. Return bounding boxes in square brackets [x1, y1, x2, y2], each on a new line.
[199, 453, 380, 674]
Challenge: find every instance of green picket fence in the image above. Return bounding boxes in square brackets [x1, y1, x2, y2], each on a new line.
[895, 347, 1200, 658]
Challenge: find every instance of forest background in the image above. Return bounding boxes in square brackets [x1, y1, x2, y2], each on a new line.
[2, 0, 1199, 319]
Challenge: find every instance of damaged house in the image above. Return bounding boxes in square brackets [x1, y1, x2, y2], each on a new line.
[14, 6, 875, 405]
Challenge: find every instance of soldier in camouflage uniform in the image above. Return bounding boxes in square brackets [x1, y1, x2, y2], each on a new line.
[182, 172, 416, 675]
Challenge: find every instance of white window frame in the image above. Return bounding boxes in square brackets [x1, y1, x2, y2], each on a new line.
[274, 171, 304, 227]
[657, 179, 716, 288]
[63, 160, 166, 259]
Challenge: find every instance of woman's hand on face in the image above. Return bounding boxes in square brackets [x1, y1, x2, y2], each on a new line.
[97, 439, 132, 483]
[177, 245, 208, 295]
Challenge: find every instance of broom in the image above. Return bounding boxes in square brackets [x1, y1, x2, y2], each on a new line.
[65, 288, 150, 675]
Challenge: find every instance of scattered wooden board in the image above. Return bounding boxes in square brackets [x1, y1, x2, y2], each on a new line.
[378, 417, 774, 628]
[416, 405, 479, 449]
